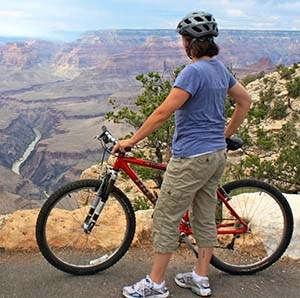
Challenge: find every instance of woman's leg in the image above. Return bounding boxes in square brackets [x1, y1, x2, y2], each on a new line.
[149, 253, 172, 284]
[195, 247, 213, 276]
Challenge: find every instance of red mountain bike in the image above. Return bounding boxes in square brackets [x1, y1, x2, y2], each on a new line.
[36, 126, 293, 276]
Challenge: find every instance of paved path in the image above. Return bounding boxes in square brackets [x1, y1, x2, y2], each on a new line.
[0, 247, 300, 298]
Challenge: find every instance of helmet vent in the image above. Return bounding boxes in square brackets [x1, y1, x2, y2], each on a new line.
[194, 17, 204, 22]
[185, 19, 192, 24]
[206, 15, 212, 21]
[203, 24, 210, 31]
[193, 26, 203, 33]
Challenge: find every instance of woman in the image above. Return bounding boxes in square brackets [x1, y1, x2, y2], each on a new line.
[113, 11, 252, 298]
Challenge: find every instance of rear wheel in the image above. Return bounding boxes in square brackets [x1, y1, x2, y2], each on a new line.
[36, 179, 136, 275]
[211, 179, 293, 274]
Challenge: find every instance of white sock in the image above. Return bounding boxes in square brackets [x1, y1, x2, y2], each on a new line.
[192, 270, 209, 283]
[147, 275, 165, 289]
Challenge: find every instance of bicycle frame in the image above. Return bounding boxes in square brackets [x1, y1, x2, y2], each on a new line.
[113, 153, 166, 204]
[112, 152, 249, 238]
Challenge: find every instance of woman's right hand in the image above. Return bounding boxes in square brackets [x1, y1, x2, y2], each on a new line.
[111, 138, 135, 154]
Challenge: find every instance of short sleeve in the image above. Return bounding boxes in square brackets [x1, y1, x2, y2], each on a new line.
[173, 65, 200, 96]
[228, 71, 237, 88]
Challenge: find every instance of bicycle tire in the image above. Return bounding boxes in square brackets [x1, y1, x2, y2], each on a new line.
[211, 179, 293, 274]
[36, 179, 136, 275]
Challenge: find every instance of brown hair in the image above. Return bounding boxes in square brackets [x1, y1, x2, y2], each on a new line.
[182, 35, 219, 59]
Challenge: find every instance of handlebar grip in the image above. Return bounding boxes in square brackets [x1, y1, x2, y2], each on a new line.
[116, 147, 131, 154]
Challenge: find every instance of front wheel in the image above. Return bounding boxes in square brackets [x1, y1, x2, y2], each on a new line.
[36, 179, 136, 275]
[211, 179, 294, 274]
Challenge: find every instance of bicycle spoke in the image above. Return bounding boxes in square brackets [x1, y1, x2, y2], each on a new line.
[55, 193, 84, 225]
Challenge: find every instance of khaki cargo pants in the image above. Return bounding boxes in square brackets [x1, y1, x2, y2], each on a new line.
[153, 149, 227, 253]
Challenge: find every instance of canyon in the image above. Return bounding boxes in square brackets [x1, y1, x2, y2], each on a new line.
[0, 29, 299, 213]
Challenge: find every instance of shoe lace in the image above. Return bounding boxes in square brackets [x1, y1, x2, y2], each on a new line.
[133, 277, 152, 297]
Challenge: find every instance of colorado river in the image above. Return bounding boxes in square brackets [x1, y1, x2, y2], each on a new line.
[12, 128, 41, 175]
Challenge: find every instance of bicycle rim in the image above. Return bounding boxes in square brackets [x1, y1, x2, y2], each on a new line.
[212, 179, 293, 274]
[37, 179, 135, 275]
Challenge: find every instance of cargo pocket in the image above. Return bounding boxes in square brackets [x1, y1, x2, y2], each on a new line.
[155, 184, 192, 223]
[153, 184, 190, 253]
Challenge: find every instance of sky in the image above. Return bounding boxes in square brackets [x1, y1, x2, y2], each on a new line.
[0, 0, 299, 40]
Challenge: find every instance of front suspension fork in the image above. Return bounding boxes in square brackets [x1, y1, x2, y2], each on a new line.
[83, 169, 117, 234]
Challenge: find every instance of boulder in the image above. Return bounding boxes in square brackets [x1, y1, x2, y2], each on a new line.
[0, 208, 153, 251]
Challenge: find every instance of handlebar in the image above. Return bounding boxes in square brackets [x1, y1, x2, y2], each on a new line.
[96, 126, 131, 153]
[97, 126, 118, 145]
[96, 125, 243, 152]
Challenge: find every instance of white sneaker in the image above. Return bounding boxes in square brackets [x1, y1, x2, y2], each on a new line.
[174, 272, 211, 296]
[122, 275, 170, 298]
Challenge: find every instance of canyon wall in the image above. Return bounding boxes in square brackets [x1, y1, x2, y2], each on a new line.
[0, 29, 299, 212]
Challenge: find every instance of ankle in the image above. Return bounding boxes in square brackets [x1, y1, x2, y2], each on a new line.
[148, 275, 165, 289]
[193, 266, 209, 278]
[192, 270, 209, 283]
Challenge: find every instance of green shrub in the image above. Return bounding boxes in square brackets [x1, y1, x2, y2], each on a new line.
[291, 112, 299, 121]
[276, 121, 298, 147]
[124, 185, 132, 193]
[225, 96, 235, 118]
[256, 128, 275, 151]
[132, 195, 152, 211]
[242, 71, 265, 86]
[276, 64, 295, 80]
[248, 100, 269, 124]
[287, 77, 300, 98]
[292, 63, 299, 72]
[263, 77, 269, 84]
[106, 68, 183, 186]
[270, 99, 288, 120]
[237, 126, 252, 147]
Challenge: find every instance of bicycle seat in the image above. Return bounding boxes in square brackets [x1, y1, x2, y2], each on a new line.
[226, 136, 243, 151]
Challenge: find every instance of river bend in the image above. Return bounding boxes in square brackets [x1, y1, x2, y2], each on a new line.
[12, 128, 41, 175]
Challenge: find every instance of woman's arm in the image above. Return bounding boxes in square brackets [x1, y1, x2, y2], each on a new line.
[225, 82, 252, 138]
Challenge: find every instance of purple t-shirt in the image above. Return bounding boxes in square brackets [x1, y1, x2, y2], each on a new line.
[172, 59, 236, 157]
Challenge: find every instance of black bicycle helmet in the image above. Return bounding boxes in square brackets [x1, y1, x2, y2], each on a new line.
[176, 11, 218, 38]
